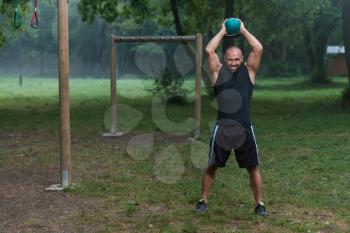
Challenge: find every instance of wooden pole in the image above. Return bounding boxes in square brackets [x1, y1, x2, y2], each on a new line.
[112, 35, 196, 43]
[58, 0, 71, 187]
[106, 34, 201, 138]
[110, 37, 117, 134]
[194, 33, 203, 139]
[103, 35, 122, 137]
[19, 39, 23, 87]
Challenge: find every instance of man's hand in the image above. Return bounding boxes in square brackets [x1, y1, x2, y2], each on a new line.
[236, 18, 246, 34]
[220, 20, 228, 36]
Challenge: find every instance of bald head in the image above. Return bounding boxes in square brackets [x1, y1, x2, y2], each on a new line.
[225, 47, 243, 57]
[224, 47, 243, 72]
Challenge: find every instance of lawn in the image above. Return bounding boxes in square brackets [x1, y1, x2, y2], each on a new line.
[0, 75, 349, 232]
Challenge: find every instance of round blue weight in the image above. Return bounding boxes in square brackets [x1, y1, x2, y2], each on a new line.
[225, 18, 241, 36]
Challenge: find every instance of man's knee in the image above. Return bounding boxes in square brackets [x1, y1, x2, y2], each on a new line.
[206, 165, 218, 175]
[246, 166, 259, 174]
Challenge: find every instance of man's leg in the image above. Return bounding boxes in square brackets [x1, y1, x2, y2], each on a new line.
[247, 166, 262, 204]
[195, 165, 218, 212]
[201, 165, 218, 203]
[247, 166, 268, 216]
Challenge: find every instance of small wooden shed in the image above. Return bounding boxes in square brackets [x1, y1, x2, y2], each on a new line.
[327, 46, 348, 76]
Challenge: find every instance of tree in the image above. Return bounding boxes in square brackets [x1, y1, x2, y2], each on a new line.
[341, 0, 350, 107]
[0, 26, 5, 47]
[77, 0, 151, 24]
[222, 0, 235, 52]
[77, 0, 221, 91]
[0, 0, 31, 47]
[167, 0, 223, 91]
[215, 0, 306, 77]
[3, 0, 339, 82]
[169, 0, 184, 35]
[343, 0, 350, 84]
[301, 0, 342, 83]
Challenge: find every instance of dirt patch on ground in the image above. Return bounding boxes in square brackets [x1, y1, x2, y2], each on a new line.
[0, 166, 103, 233]
[270, 205, 350, 233]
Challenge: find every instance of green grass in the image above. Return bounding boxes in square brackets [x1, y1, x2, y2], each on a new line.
[1, 75, 350, 232]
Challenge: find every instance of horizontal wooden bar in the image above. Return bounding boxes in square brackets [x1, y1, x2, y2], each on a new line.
[111, 35, 197, 43]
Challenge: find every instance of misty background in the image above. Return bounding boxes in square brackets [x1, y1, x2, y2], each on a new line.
[0, 1, 194, 79]
[0, 0, 345, 80]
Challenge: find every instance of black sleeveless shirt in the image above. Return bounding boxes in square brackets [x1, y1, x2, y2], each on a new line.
[213, 64, 253, 128]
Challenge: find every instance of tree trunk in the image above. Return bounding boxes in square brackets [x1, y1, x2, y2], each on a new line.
[95, 19, 107, 78]
[170, 0, 184, 35]
[168, 0, 213, 93]
[304, 30, 314, 70]
[343, 0, 350, 84]
[310, 25, 330, 83]
[282, 42, 287, 62]
[223, 0, 235, 53]
[306, 10, 338, 84]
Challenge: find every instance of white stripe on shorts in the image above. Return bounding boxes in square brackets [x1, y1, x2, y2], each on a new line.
[208, 125, 219, 166]
[250, 125, 261, 164]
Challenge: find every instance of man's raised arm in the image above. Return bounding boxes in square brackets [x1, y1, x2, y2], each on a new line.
[205, 23, 227, 86]
[239, 20, 263, 84]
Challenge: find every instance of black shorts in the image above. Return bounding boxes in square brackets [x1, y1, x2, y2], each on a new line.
[207, 124, 260, 168]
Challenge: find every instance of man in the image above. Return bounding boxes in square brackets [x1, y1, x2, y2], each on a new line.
[195, 19, 267, 216]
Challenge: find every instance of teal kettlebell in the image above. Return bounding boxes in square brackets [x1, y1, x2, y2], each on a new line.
[225, 18, 241, 37]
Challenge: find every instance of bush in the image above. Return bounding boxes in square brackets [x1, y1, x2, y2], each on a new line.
[149, 69, 188, 105]
[268, 60, 300, 77]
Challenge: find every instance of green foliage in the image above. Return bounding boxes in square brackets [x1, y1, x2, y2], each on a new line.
[268, 61, 301, 77]
[0, 0, 59, 48]
[0, 30, 5, 47]
[0, 0, 29, 46]
[0, 0, 29, 17]
[77, 0, 153, 24]
[241, 0, 342, 82]
[180, 0, 224, 35]
[122, 0, 151, 24]
[149, 69, 188, 104]
[0, 0, 346, 85]
[77, 0, 120, 23]
[299, 0, 342, 83]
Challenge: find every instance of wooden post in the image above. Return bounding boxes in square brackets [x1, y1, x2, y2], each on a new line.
[58, 0, 71, 187]
[112, 35, 196, 42]
[19, 39, 23, 87]
[194, 33, 203, 139]
[105, 34, 202, 138]
[103, 36, 122, 137]
[110, 38, 117, 134]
